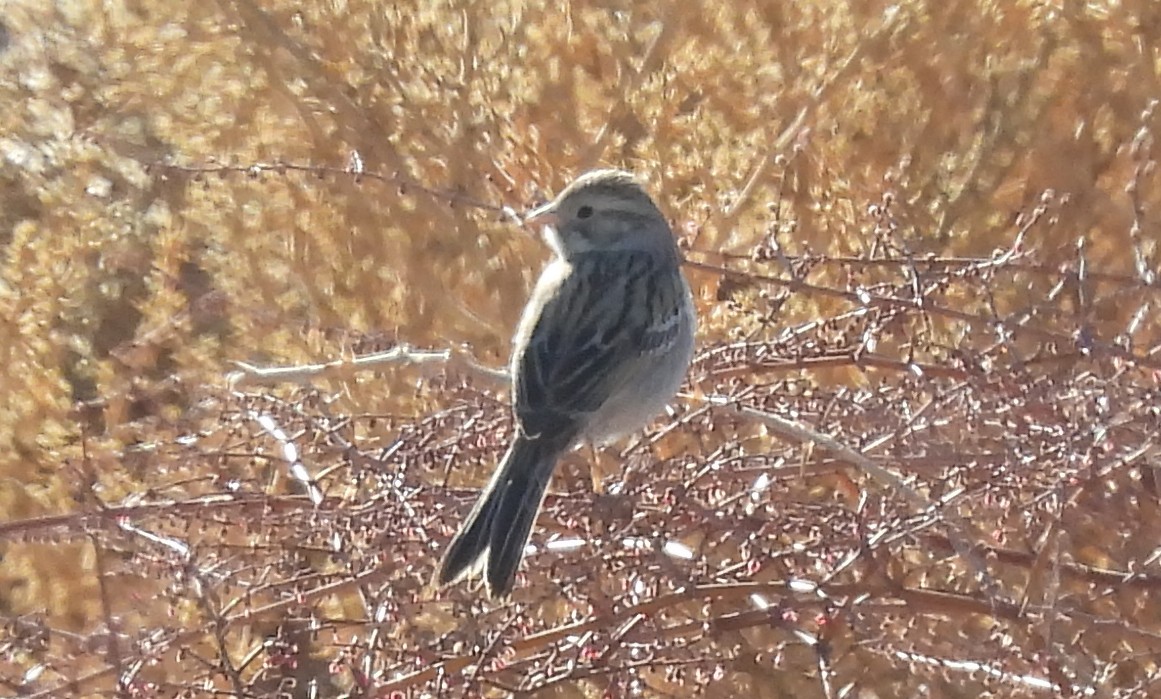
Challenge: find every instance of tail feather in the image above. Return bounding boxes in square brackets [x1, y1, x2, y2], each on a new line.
[437, 433, 569, 597]
[486, 446, 555, 594]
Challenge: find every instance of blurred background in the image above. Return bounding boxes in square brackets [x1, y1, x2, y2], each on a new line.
[2, 1, 1160, 696]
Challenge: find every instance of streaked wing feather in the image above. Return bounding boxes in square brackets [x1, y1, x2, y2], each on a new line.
[514, 251, 683, 434]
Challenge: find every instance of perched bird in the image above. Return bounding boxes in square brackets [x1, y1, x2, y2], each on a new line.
[436, 169, 697, 597]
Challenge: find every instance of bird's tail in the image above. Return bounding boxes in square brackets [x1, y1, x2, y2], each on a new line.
[436, 432, 571, 597]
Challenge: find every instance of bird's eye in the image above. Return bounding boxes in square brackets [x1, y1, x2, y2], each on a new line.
[576, 205, 594, 219]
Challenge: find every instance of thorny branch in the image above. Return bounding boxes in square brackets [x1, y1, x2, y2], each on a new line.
[6, 224, 1161, 697]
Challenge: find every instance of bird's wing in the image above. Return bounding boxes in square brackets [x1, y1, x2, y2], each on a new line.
[512, 250, 685, 437]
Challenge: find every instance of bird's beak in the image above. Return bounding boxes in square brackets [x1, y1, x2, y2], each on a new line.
[522, 202, 560, 229]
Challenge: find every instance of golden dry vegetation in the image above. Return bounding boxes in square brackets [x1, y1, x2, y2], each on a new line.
[2, 0, 1161, 697]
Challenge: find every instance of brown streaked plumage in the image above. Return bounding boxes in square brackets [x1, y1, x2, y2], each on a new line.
[435, 170, 696, 597]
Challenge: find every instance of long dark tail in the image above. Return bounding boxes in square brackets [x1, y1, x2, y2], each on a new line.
[436, 433, 570, 597]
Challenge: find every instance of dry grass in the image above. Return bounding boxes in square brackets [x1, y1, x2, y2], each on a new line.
[2, 0, 1161, 697]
